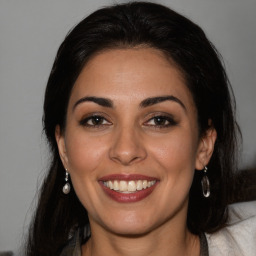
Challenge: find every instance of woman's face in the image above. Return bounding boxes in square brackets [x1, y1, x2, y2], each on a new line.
[56, 48, 215, 236]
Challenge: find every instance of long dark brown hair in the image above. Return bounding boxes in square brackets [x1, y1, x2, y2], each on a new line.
[26, 2, 240, 255]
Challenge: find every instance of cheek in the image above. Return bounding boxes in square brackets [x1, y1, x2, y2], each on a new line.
[148, 129, 198, 191]
[65, 131, 107, 177]
[142, 131, 198, 218]
[149, 131, 198, 169]
[64, 132, 108, 210]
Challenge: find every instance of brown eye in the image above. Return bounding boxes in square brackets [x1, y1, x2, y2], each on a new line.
[145, 115, 177, 128]
[153, 116, 169, 126]
[89, 116, 104, 125]
[80, 115, 111, 127]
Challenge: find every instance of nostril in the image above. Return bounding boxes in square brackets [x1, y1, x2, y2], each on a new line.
[109, 145, 147, 165]
[111, 154, 142, 166]
[109, 129, 147, 165]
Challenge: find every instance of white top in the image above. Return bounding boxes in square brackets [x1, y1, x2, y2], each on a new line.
[61, 201, 256, 256]
[206, 201, 256, 256]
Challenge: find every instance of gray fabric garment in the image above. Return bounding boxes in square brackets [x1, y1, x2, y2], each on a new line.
[60, 230, 81, 256]
[200, 232, 209, 256]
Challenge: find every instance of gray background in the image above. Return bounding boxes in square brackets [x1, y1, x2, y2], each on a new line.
[0, 0, 255, 254]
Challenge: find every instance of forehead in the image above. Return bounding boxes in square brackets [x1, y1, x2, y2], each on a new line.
[69, 47, 195, 109]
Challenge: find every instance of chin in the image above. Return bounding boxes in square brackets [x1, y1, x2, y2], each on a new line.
[107, 222, 155, 237]
[95, 209, 161, 236]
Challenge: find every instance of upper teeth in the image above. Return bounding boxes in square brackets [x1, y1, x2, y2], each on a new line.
[103, 180, 156, 193]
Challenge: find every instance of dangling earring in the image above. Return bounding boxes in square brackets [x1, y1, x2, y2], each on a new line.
[63, 169, 71, 194]
[201, 166, 210, 198]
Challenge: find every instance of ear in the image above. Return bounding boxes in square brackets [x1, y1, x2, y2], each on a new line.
[195, 124, 217, 170]
[55, 125, 69, 169]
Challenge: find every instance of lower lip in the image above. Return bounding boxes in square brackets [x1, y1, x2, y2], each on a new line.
[99, 182, 158, 203]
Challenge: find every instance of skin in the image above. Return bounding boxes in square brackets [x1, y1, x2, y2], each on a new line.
[56, 47, 217, 256]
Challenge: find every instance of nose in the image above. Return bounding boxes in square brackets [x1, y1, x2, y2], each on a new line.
[109, 126, 147, 166]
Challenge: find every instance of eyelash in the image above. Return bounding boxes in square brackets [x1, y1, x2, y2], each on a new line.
[79, 114, 177, 129]
[79, 115, 112, 128]
[144, 115, 177, 128]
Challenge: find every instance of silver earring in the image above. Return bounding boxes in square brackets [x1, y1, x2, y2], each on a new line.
[201, 166, 210, 198]
[62, 169, 71, 194]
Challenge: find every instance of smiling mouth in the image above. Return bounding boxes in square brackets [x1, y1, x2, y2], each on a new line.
[103, 180, 157, 193]
[99, 174, 158, 203]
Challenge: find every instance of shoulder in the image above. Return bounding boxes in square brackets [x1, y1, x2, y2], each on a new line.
[206, 201, 256, 256]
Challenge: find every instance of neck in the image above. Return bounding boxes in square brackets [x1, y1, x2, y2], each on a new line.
[82, 217, 200, 256]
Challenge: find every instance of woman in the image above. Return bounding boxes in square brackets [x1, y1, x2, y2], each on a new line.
[25, 2, 255, 256]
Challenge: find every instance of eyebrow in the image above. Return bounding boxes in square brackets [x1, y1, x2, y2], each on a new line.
[73, 95, 186, 111]
[73, 96, 113, 111]
[140, 95, 186, 110]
